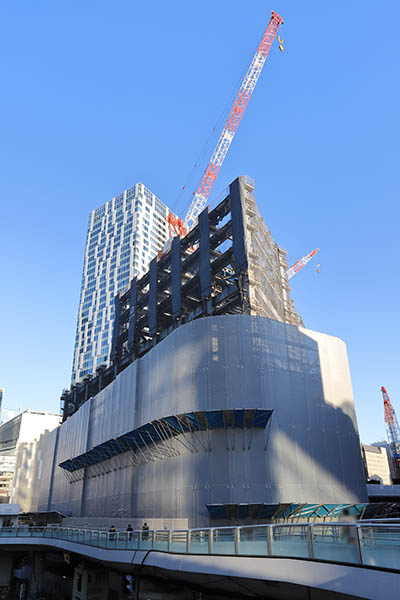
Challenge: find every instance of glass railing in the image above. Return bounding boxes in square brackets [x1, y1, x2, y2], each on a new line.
[1, 523, 399, 571]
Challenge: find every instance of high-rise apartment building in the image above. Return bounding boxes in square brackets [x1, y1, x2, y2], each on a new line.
[71, 183, 174, 383]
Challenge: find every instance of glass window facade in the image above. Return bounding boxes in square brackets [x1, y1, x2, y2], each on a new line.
[71, 183, 174, 383]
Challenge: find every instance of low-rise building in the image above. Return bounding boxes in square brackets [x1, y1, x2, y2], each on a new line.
[0, 411, 60, 505]
[0, 503, 19, 527]
[362, 444, 392, 485]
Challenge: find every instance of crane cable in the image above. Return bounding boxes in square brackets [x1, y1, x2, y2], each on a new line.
[170, 35, 263, 217]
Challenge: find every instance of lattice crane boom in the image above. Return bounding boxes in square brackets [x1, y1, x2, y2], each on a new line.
[382, 386, 400, 479]
[286, 248, 319, 280]
[182, 11, 284, 232]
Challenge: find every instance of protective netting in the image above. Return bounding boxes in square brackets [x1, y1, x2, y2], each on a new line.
[35, 316, 366, 526]
[240, 179, 302, 327]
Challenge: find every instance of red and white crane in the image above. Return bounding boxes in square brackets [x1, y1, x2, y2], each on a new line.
[167, 10, 284, 239]
[286, 248, 319, 280]
[166, 12, 318, 284]
[382, 386, 400, 480]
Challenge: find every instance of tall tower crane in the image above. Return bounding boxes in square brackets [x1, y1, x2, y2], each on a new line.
[382, 386, 400, 480]
[167, 11, 284, 239]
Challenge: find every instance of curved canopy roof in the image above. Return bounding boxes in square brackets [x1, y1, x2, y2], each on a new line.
[59, 408, 272, 473]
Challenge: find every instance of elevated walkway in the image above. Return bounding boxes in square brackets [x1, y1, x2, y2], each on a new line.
[0, 522, 399, 599]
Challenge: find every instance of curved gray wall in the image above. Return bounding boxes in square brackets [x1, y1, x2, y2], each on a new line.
[39, 316, 367, 526]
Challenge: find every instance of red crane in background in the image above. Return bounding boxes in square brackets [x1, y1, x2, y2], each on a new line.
[382, 386, 400, 479]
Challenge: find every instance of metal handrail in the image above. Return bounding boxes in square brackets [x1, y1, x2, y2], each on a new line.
[0, 523, 399, 571]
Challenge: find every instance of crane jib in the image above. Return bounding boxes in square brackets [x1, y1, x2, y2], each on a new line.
[182, 11, 283, 232]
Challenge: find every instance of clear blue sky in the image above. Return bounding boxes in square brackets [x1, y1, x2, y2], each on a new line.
[0, 1, 399, 443]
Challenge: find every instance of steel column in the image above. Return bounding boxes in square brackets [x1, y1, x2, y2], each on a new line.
[127, 277, 137, 353]
[149, 259, 157, 337]
[171, 236, 182, 320]
[199, 208, 212, 302]
[229, 178, 248, 273]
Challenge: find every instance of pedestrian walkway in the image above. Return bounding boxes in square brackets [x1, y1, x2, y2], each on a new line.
[1, 522, 399, 571]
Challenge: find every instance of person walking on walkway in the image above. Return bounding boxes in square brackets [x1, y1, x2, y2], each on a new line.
[340, 508, 356, 545]
[126, 524, 133, 541]
[109, 525, 116, 541]
[142, 522, 149, 541]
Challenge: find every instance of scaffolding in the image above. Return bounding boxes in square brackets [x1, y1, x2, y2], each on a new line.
[61, 176, 302, 420]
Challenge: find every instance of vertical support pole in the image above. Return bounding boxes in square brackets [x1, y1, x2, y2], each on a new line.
[72, 564, 89, 600]
[229, 177, 248, 273]
[234, 527, 240, 555]
[110, 293, 121, 364]
[128, 277, 137, 354]
[73, 387, 77, 414]
[30, 551, 45, 599]
[199, 208, 211, 311]
[208, 528, 213, 554]
[167, 530, 172, 552]
[267, 525, 272, 556]
[355, 525, 362, 565]
[0, 549, 13, 594]
[149, 259, 157, 338]
[46, 427, 60, 512]
[84, 379, 90, 403]
[307, 524, 314, 559]
[186, 530, 190, 553]
[98, 371, 102, 394]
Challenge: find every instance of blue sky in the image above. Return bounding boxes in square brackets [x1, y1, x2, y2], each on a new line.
[0, 0, 399, 443]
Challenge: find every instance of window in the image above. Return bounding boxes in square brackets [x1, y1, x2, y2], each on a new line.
[154, 197, 166, 216]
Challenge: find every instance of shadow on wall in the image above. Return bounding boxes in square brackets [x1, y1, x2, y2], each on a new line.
[10, 442, 35, 511]
[267, 326, 367, 504]
[131, 316, 367, 524]
[39, 315, 367, 524]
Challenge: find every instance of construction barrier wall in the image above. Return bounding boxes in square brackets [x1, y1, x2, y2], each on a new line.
[35, 315, 367, 527]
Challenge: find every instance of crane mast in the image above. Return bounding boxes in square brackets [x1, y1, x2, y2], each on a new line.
[382, 386, 400, 480]
[182, 11, 283, 232]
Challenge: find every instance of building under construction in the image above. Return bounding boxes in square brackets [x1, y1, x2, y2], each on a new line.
[15, 12, 368, 529]
[19, 176, 368, 529]
[61, 177, 302, 419]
